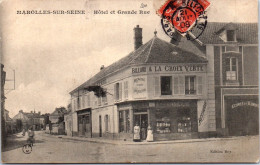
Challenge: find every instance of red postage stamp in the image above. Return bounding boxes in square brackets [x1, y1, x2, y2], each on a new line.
[158, 0, 210, 34]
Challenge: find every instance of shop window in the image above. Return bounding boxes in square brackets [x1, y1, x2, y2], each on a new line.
[227, 30, 236, 42]
[119, 110, 130, 133]
[114, 82, 122, 101]
[156, 109, 171, 133]
[185, 76, 196, 95]
[161, 76, 172, 95]
[177, 109, 191, 133]
[225, 57, 237, 80]
[124, 81, 128, 99]
[104, 115, 109, 132]
[86, 115, 90, 124]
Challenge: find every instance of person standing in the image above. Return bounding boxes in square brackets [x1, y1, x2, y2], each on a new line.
[133, 123, 141, 142]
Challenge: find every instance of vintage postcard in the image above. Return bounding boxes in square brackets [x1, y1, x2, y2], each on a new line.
[0, 0, 259, 163]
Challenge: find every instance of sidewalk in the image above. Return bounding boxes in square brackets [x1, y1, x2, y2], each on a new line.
[43, 132, 259, 145]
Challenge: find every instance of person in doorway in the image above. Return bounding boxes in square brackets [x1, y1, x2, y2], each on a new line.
[141, 121, 147, 140]
[133, 123, 141, 142]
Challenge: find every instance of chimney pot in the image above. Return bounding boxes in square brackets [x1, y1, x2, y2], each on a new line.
[170, 31, 182, 46]
[100, 65, 105, 70]
[133, 25, 143, 50]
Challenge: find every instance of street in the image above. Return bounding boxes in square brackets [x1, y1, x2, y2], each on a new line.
[2, 131, 259, 163]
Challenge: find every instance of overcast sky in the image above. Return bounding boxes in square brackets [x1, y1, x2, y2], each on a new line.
[0, 0, 258, 117]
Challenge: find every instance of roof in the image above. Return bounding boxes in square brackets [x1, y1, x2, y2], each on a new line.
[24, 112, 42, 118]
[70, 36, 207, 94]
[193, 22, 258, 44]
[50, 107, 67, 116]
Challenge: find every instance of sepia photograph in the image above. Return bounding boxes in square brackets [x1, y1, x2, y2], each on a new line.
[0, 0, 259, 163]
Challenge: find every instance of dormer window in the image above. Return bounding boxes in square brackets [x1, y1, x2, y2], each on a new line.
[226, 30, 236, 42]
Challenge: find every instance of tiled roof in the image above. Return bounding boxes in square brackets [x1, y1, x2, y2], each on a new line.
[70, 37, 207, 93]
[193, 22, 258, 44]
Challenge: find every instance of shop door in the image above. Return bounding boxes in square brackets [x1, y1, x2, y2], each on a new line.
[78, 116, 84, 136]
[99, 115, 102, 137]
[227, 103, 259, 136]
[85, 115, 91, 138]
[134, 114, 148, 140]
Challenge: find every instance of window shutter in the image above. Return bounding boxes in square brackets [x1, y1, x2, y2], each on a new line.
[119, 82, 122, 100]
[154, 77, 160, 96]
[82, 96, 85, 108]
[87, 94, 90, 107]
[173, 76, 179, 94]
[124, 81, 128, 99]
[197, 76, 203, 95]
[179, 76, 185, 94]
[114, 83, 117, 101]
[71, 99, 74, 111]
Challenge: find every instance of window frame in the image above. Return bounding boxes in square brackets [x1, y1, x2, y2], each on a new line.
[161, 76, 172, 95]
[185, 76, 196, 95]
[226, 30, 236, 42]
[225, 57, 238, 81]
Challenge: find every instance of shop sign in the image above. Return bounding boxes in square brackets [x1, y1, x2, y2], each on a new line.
[156, 101, 191, 108]
[132, 65, 204, 74]
[231, 101, 259, 109]
[133, 77, 146, 98]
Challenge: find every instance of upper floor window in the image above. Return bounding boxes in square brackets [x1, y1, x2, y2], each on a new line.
[161, 76, 172, 95]
[185, 76, 196, 95]
[226, 30, 236, 42]
[114, 82, 122, 101]
[225, 57, 237, 80]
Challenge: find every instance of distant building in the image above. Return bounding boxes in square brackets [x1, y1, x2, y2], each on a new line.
[49, 107, 67, 135]
[13, 110, 44, 130]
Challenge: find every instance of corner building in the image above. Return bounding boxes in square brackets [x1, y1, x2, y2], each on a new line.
[69, 25, 216, 141]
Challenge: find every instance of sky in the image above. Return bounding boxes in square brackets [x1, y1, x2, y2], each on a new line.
[0, 0, 258, 117]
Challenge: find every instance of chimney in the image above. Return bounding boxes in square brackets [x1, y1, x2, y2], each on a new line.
[31, 111, 33, 113]
[19, 110, 23, 113]
[170, 31, 182, 46]
[38, 111, 41, 115]
[133, 25, 143, 50]
[100, 65, 105, 70]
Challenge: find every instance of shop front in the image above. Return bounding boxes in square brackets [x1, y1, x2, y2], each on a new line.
[77, 109, 92, 138]
[117, 100, 199, 141]
[225, 95, 259, 136]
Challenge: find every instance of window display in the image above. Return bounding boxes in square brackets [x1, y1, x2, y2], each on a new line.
[156, 119, 171, 133]
[178, 117, 191, 133]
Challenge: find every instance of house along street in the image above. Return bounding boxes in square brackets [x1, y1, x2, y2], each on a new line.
[2, 131, 259, 163]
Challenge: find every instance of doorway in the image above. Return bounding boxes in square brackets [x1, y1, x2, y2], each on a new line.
[134, 114, 148, 140]
[99, 115, 102, 137]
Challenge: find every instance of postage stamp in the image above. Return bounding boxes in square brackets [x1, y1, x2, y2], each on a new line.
[158, 0, 210, 39]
